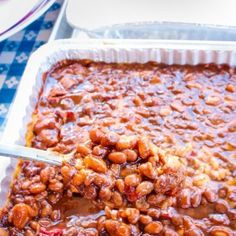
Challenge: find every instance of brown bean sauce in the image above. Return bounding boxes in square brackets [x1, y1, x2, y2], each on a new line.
[0, 60, 235, 236]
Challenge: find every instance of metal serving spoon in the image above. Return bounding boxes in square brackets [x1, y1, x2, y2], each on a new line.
[0, 143, 63, 166]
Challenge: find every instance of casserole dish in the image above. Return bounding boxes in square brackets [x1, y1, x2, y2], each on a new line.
[0, 39, 235, 235]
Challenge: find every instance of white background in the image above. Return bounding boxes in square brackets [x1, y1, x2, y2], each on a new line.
[67, 0, 236, 29]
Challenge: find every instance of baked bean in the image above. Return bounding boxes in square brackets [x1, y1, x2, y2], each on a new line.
[150, 75, 161, 84]
[183, 215, 195, 229]
[99, 187, 112, 201]
[61, 165, 76, 182]
[115, 179, 125, 193]
[205, 96, 221, 106]
[84, 185, 97, 199]
[10, 203, 32, 229]
[117, 224, 131, 236]
[148, 155, 159, 166]
[139, 162, 157, 179]
[29, 221, 40, 231]
[209, 226, 233, 236]
[154, 172, 183, 196]
[170, 101, 184, 113]
[228, 119, 236, 132]
[108, 152, 127, 164]
[191, 188, 202, 208]
[147, 194, 165, 207]
[193, 174, 210, 187]
[124, 185, 139, 202]
[111, 163, 121, 177]
[218, 187, 228, 198]
[122, 149, 138, 162]
[41, 202, 52, 217]
[112, 191, 123, 207]
[136, 181, 154, 196]
[105, 206, 113, 218]
[72, 172, 85, 187]
[101, 132, 119, 147]
[226, 83, 235, 92]
[37, 129, 59, 147]
[171, 214, 183, 226]
[160, 106, 172, 116]
[145, 97, 159, 107]
[105, 220, 119, 235]
[138, 137, 150, 159]
[163, 154, 182, 170]
[149, 141, 159, 156]
[108, 211, 119, 223]
[204, 189, 218, 203]
[29, 182, 46, 194]
[92, 145, 107, 157]
[178, 189, 191, 209]
[50, 210, 61, 221]
[77, 144, 91, 156]
[133, 96, 142, 106]
[139, 215, 152, 225]
[124, 208, 140, 224]
[74, 158, 84, 170]
[147, 208, 160, 219]
[33, 116, 57, 134]
[125, 174, 141, 187]
[135, 197, 150, 211]
[40, 166, 56, 184]
[116, 135, 137, 150]
[60, 76, 77, 89]
[47, 193, 61, 204]
[89, 128, 103, 144]
[84, 155, 107, 173]
[209, 214, 230, 225]
[97, 216, 106, 232]
[48, 180, 63, 192]
[215, 199, 230, 214]
[21, 180, 31, 190]
[144, 221, 163, 234]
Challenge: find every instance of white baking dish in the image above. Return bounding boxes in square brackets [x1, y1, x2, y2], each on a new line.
[1, 38, 236, 207]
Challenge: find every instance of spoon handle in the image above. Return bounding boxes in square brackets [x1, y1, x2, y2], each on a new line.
[0, 143, 62, 166]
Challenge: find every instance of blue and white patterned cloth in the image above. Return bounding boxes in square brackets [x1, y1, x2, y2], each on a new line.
[0, 0, 63, 133]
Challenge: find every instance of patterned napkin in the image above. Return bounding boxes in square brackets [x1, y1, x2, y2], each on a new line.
[0, 0, 63, 135]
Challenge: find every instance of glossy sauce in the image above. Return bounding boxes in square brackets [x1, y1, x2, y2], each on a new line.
[0, 61, 235, 235]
